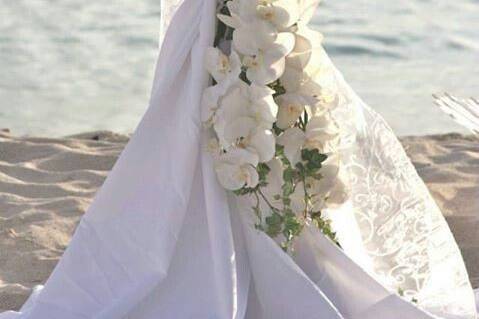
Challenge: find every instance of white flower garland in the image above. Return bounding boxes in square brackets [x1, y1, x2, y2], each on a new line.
[202, 0, 347, 251]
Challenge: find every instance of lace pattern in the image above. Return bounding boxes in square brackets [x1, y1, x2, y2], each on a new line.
[327, 51, 477, 318]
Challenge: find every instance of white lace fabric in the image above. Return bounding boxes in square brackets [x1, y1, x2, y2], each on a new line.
[323, 47, 477, 317]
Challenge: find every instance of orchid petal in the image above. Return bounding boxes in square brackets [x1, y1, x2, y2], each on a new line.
[224, 116, 257, 144]
[275, 93, 313, 129]
[248, 129, 276, 162]
[233, 19, 276, 56]
[226, 147, 260, 166]
[244, 165, 260, 188]
[252, 95, 279, 127]
[277, 127, 306, 165]
[205, 47, 231, 82]
[257, 0, 300, 28]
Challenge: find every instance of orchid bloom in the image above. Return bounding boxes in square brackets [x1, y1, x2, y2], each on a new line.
[275, 93, 317, 129]
[243, 32, 296, 85]
[226, 0, 300, 29]
[205, 47, 241, 83]
[218, 12, 277, 56]
[201, 50, 242, 125]
[214, 82, 278, 147]
[306, 155, 349, 207]
[215, 148, 260, 190]
[286, 23, 323, 71]
[256, 0, 301, 29]
[210, 82, 278, 162]
[218, 8, 296, 85]
[312, 87, 340, 115]
[279, 24, 326, 98]
[277, 113, 339, 165]
[223, 117, 276, 163]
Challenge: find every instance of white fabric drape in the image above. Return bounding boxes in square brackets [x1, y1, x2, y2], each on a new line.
[0, 0, 476, 318]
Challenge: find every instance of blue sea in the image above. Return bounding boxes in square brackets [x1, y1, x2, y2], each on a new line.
[0, 0, 478, 136]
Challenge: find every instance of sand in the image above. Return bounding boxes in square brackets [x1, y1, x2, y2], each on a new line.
[0, 131, 478, 311]
[402, 134, 479, 288]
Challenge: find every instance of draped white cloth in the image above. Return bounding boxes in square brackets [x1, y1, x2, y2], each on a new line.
[1, 0, 477, 318]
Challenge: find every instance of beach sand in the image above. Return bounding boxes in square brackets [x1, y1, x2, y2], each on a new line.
[0, 131, 478, 311]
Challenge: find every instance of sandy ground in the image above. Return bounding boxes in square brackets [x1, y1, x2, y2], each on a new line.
[402, 134, 479, 288]
[0, 131, 478, 311]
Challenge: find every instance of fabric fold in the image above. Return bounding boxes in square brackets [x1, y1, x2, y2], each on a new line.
[236, 207, 345, 319]
[0, 0, 217, 317]
[294, 225, 437, 319]
[201, 142, 251, 319]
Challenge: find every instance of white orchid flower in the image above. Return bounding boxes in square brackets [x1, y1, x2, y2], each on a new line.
[215, 148, 260, 190]
[225, 0, 257, 22]
[201, 79, 239, 127]
[213, 82, 250, 144]
[201, 50, 242, 125]
[219, 3, 296, 85]
[218, 12, 277, 56]
[224, 116, 276, 162]
[214, 82, 278, 149]
[201, 85, 224, 126]
[247, 128, 276, 162]
[280, 59, 323, 96]
[308, 155, 339, 193]
[224, 116, 257, 144]
[225, 0, 300, 29]
[280, 27, 325, 97]
[277, 113, 340, 165]
[304, 114, 340, 152]
[311, 87, 340, 115]
[327, 177, 349, 206]
[286, 23, 323, 71]
[256, 0, 301, 29]
[277, 127, 305, 165]
[249, 84, 279, 126]
[307, 155, 349, 208]
[205, 47, 241, 83]
[275, 93, 317, 129]
[243, 32, 296, 85]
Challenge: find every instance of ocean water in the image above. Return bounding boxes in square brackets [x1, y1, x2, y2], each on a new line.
[0, 0, 477, 137]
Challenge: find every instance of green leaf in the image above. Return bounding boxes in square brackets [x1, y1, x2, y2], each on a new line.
[295, 162, 305, 172]
[257, 163, 271, 183]
[265, 213, 283, 237]
[282, 181, 294, 197]
[266, 213, 283, 226]
[283, 167, 295, 183]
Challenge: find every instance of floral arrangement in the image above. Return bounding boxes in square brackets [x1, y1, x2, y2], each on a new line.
[202, 0, 348, 251]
